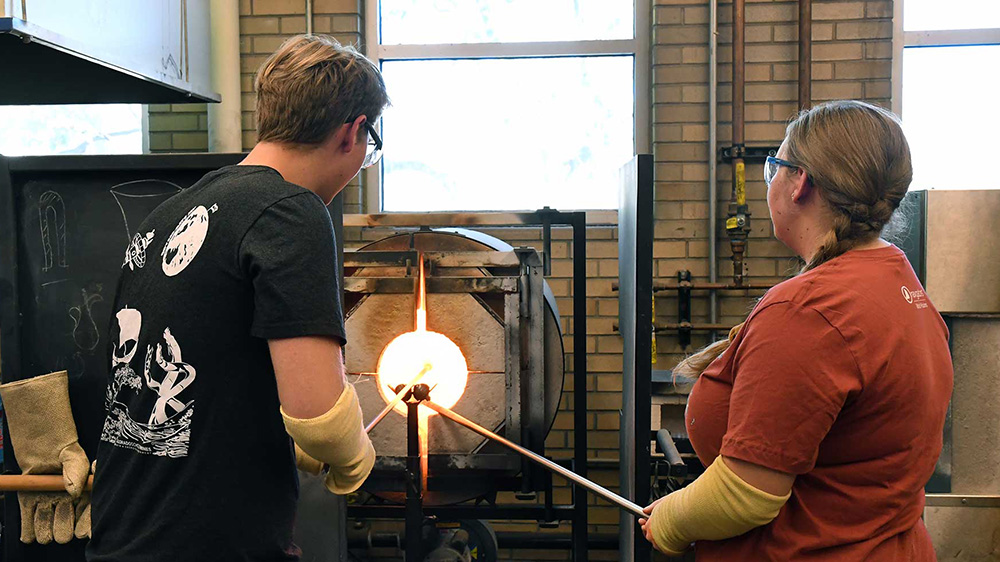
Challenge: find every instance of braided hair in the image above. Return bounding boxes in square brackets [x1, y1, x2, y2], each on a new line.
[673, 100, 912, 380]
[791, 101, 912, 271]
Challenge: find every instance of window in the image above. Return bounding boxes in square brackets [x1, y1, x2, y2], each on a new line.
[893, 1, 1000, 190]
[366, 0, 650, 212]
[0, 105, 144, 157]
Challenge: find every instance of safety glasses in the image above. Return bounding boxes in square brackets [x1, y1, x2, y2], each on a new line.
[362, 122, 383, 169]
[764, 156, 801, 187]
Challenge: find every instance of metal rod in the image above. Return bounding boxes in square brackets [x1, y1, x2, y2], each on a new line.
[571, 213, 589, 562]
[924, 494, 1000, 508]
[709, 0, 720, 335]
[542, 211, 552, 276]
[423, 400, 647, 519]
[347, 503, 579, 520]
[656, 323, 734, 332]
[613, 322, 737, 333]
[343, 211, 618, 228]
[365, 364, 431, 434]
[612, 280, 773, 291]
[0, 475, 93, 492]
[305, 0, 313, 35]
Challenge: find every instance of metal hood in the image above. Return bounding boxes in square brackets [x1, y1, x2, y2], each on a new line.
[0, 0, 218, 105]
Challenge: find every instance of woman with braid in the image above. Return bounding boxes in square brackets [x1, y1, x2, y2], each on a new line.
[639, 100, 953, 561]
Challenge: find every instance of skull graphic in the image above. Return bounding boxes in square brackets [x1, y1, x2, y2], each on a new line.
[108, 307, 143, 407]
[113, 308, 142, 366]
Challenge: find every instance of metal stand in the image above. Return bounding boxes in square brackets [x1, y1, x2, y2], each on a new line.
[405, 396, 424, 561]
[618, 155, 655, 562]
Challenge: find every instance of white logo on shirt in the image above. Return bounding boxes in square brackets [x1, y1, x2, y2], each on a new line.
[901, 285, 928, 309]
[123, 230, 155, 271]
[102, 310, 196, 458]
[161, 204, 218, 277]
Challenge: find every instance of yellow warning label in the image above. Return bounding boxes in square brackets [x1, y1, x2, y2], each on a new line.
[471, 546, 478, 559]
[736, 161, 746, 205]
[726, 217, 739, 230]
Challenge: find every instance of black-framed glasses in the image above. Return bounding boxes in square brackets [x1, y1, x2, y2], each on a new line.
[764, 156, 801, 187]
[362, 122, 382, 169]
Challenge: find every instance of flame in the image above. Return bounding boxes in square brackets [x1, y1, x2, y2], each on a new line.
[375, 253, 469, 416]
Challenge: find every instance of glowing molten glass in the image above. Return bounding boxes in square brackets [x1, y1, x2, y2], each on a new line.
[376, 330, 469, 415]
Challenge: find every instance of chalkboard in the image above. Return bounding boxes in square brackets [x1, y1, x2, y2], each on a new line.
[0, 153, 243, 561]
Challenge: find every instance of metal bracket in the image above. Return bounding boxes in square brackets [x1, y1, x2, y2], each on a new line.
[719, 145, 780, 163]
[677, 270, 692, 349]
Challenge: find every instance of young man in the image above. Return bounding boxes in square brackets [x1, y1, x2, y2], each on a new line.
[88, 35, 390, 561]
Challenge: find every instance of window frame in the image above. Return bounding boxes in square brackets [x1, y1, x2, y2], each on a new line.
[891, 2, 1000, 116]
[362, 0, 651, 214]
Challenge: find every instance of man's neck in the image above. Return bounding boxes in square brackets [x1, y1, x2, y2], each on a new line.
[240, 142, 333, 202]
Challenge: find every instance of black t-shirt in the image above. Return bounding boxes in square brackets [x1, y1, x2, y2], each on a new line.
[87, 165, 346, 562]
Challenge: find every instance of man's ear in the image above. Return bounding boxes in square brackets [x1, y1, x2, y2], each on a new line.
[340, 115, 367, 153]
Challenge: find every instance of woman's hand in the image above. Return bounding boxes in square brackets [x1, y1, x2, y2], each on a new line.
[639, 498, 687, 557]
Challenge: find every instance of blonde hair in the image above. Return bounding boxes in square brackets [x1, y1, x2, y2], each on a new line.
[674, 100, 912, 379]
[255, 35, 389, 145]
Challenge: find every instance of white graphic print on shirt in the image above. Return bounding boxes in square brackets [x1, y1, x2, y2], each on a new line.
[107, 307, 143, 409]
[123, 230, 155, 271]
[161, 203, 217, 277]
[102, 310, 195, 458]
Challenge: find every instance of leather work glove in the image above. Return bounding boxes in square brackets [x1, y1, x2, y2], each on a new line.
[71, 461, 97, 541]
[0, 371, 91, 544]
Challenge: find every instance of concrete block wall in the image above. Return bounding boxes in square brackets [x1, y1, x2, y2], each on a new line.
[146, 1, 894, 559]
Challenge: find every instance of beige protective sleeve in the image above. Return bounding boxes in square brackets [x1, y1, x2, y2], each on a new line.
[293, 443, 326, 475]
[281, 383, 375, 494]
[648, 455, 791, 554]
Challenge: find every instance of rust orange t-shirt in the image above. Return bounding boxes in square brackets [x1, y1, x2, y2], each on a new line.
[685, 245, 953, 561]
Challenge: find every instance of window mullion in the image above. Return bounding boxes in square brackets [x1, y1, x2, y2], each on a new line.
[378, 39, 638, 61]
[903, 28, 1000, 48]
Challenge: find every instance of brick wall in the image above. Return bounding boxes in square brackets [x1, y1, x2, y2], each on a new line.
[146, 1, 893, 559]
[652, 0, 892, 371]
[148, 0, 366, 212]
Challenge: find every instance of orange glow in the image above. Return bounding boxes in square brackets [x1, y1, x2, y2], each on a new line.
[376, 331, 469, 413]
[419, 414, 429, 488]
[375, 254, 469, 416]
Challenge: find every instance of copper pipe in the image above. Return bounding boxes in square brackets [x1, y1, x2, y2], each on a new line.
[655, 281, 771, 291]
[0, 475, 93, 492]
[611, 281, 773, 291]
[656, 323, 734, 332]
[799, 0, 812, 110]
[424, 400, 648, 519]
[732, 0, 745, 159]
[727, 0, 749, 286]
[613, 322, 737, 333]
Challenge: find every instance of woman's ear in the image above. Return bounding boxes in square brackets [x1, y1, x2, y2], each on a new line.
[790, 169, 813, 204]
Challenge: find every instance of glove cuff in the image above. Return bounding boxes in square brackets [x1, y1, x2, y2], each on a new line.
[282, 384, 375, 490]
[649, 456, 790, 553]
